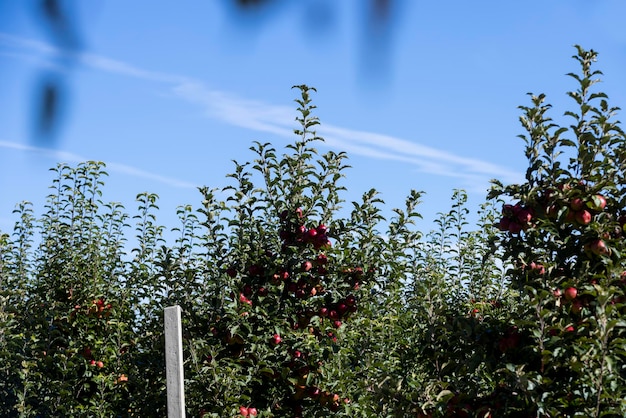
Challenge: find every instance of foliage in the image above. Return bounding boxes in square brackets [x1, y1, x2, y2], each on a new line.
[487, 46, 626, 417]
[1, 47, 625, 417]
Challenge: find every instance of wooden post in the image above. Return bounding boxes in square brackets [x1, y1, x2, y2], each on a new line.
[165, 305, 186, 418]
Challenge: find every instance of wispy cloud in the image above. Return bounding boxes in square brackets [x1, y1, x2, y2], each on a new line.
[1, 32, 523, 190]
[0, 141, 198, 189]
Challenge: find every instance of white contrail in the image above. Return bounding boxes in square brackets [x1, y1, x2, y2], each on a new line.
[0, 140, 198, 189]
[0, 32, 524, 189]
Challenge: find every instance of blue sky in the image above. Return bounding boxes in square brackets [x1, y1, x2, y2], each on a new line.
[1, 1, 626, 239]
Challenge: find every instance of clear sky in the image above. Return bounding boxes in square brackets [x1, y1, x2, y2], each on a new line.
[1, 0, 626, 239]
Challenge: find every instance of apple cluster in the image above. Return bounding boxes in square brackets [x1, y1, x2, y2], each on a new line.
[206, 208, 367, 416]
[70, 297, 113, 320]
[279, 208, 331, 251]
[238, 405, 258, 416]
[497, 203, 534, 234]
[537, 180, 608, 226]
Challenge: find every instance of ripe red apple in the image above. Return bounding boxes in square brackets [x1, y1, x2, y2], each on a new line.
[570, 197, 585, 211]
[590, 238, 610, 256]
[302, 261, 313, 272]
[589, 194, 607, 212]
[270, 334, 282, 346]
[345, 294, 356, 306]
[308, 386, 321, 399]
[226, 267, 237, 278]
[96, 361, 104, 368]
[571, 299, 583, 314]
[529, 262, 545, 275]
[319, 307, 328, 317]
[564, 209, 576, 224]
[553, 288, 562, 298]
[242, 285, 253, 297]
[239, 293, 252, 306]
[516, 208, 532, 224]
[575, 210, 592, 225]
[565, 325, 575, 333]
[508, 221, 522, 234]
[239, 406, 249, 417]
[336, 303, 348, 315]
[564, 287, 577, 301]
[248, 407, 258, 416]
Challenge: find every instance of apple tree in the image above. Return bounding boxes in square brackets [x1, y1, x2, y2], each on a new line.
[489, 46, 626, 416]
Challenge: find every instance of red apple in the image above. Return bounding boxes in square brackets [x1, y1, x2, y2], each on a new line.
[575, 210, 592, 225]
[588, 194, 607, 212]
[248, 407, 258, 416]
[302, 261, 313, 272]
[529, 262, 545, 275]
[570, 197, 585, 211]
[508, 221, 522, 234]
[239, 406, 249, 417]
[270, 334, 282, 346]
[308, 386, 321, 399]
[498, 217, 511, 231]
[316, 253, 328, 264]
[564, 287, 577, 301]
[96, 361, 104, 368]
[239, 293, 252, 306]
[336, 303, 348, 315]
[516, 208, 532, 224]
[590, 238, 610, 256]
[242, 285, 253, 297]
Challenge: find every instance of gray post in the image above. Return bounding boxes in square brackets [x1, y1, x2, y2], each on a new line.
[165, 305, 186, 418]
